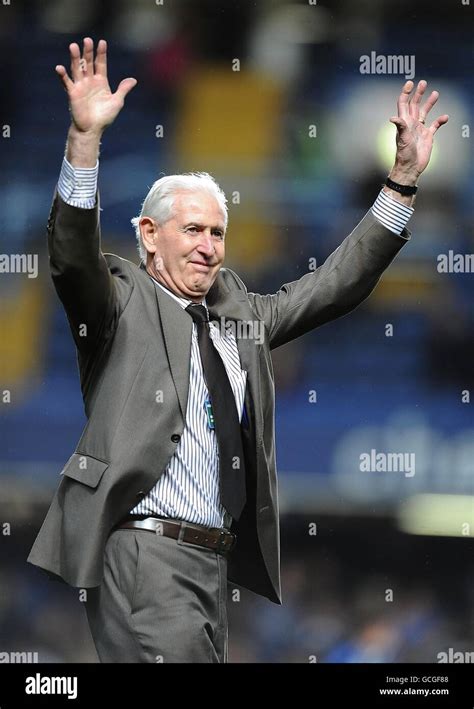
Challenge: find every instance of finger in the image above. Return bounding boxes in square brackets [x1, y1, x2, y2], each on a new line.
[115, 77, 138, 101]
[69, 42, 82, 82]
[410, 79, 427, 118]
[82, 36, 94, 77]
[94, 38, 107, 77]
[397, 80, 414, 119]
[419, 90, 439, 121]
[428, 114, 449, 136]
[55, 65, 74, 92]
[390, 115, 409, 134]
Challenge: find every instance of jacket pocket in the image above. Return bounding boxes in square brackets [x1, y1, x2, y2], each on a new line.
[59, 452, 109, 488]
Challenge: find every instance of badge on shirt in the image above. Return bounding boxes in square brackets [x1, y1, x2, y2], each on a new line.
[204, 398, 215, 430]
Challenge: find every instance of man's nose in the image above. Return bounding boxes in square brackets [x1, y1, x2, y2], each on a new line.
[197, 232, 215, 256]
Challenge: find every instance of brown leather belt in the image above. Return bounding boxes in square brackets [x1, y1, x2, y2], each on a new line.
[115, 516, 237, 555]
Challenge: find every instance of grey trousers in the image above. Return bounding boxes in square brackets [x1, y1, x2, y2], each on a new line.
[84, 527, 229, 663]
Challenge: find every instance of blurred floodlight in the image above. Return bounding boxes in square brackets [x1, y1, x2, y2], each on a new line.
[398, 494, 474, 538]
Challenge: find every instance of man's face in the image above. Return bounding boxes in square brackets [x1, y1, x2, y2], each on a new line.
[141, 190, 226, 302]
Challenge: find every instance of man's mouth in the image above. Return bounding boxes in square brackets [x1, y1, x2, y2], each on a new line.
[189, 261, 211, 270]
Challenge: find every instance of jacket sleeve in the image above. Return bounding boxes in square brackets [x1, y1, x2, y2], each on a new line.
[47, 189, 128, 359]
[244, 210, 411, 350]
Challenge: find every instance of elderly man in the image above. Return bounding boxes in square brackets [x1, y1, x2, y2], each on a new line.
[28, 38, 448, 663]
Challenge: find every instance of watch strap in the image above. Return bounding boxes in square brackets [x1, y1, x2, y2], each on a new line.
[385, 176, 418, 196]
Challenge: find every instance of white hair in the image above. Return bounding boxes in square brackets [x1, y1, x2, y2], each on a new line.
[131, 172, 228, 260]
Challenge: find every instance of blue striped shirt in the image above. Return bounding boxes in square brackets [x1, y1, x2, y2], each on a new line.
[371, 188, 413, 236]
[129, 281, 247, 529]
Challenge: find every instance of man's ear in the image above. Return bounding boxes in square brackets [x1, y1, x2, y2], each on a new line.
[139, 217, 157, 255]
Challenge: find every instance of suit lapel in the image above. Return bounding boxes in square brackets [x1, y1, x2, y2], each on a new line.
[154, 284, 192, 421]
[207, 272, 263, 441]
[206, 271, 257, 374]
[139, 262, 260, 423]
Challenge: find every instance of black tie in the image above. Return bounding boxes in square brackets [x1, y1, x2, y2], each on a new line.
[185, 303, 246, 520]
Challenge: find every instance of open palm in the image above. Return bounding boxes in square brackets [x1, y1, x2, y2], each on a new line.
[390, 80, 449, 178]
[56, 38, 137, 134]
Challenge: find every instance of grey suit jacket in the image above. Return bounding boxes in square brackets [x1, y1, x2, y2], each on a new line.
[27, 190, 410, 604]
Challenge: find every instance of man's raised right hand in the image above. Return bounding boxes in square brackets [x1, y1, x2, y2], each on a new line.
[56, 37, 137, 136]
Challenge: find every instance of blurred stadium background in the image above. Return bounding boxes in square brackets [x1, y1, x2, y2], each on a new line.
[0, 0, 472, 662]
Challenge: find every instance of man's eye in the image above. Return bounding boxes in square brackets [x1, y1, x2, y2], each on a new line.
[187, 227, 198, 233]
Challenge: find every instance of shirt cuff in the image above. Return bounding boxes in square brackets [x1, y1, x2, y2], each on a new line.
[371, 188, 414, 237]
[57, 156, 98, 209]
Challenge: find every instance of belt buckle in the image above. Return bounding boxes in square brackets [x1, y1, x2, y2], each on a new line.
[177, 521, 188, 544]
[217, 529, 235, 554]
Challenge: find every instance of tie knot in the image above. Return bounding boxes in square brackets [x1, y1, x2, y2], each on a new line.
[185, 303, 208, 325]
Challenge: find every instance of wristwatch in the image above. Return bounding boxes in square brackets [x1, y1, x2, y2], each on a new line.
[384, 176, 418, 196]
